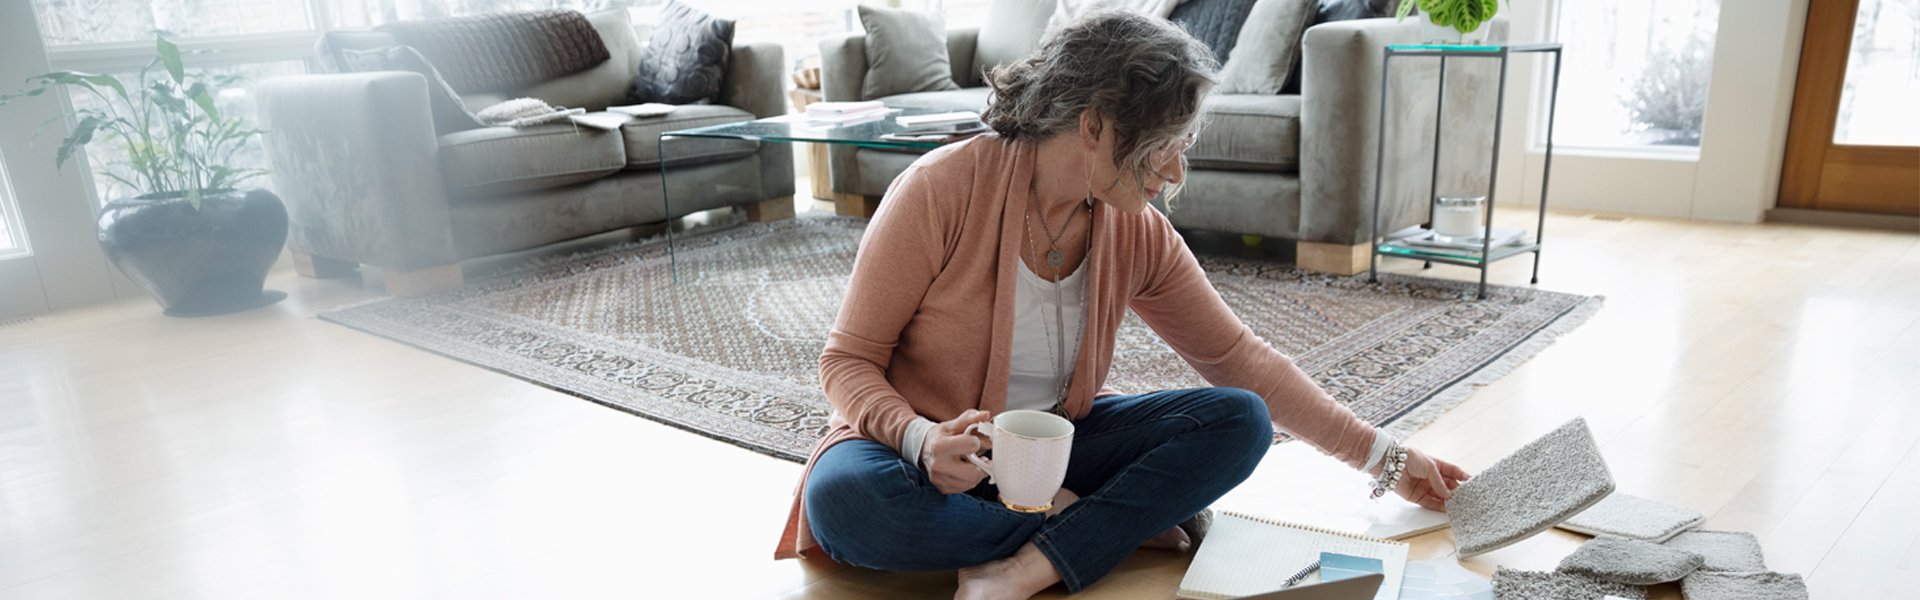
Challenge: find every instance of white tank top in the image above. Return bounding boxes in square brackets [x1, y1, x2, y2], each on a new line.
[1008, 259, 1087, 412]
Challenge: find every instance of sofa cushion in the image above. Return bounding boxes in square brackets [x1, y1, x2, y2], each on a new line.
[975, 0, 1057, 77]
[518, 9, 642, 111]
[630, 0, 735, 105]
[618, 104, 762, 169]
[439, 124, 627, 197]
[859, 5, 961, 100]
[1189, 94, 1299, 172]
[1216, 0, 1317, 94]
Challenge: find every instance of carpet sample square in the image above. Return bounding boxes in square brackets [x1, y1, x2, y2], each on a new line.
[1557, 492, 1704, 542]
[1447, 418, 1615, 557]
[1680, 571, 1810, 600]
[1662, 529, 1767, 572]
[1492, 567, 1645, 599]
[1556, 536, 1704, 585]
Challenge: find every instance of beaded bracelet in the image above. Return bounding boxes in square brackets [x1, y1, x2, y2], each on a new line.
[1370, 442, 1409, 500]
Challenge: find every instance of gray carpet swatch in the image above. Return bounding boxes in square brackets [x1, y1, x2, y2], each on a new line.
[1681, 571, 1810, 600]
[1447, 418, 1615, 557]
[1492, 567, 1645, 600]
[1557, 492, 1704, 542]
[1556, 536, 1704, 585]
[1662, 529, 1767, 572]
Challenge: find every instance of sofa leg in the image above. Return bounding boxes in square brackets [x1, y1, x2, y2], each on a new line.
[1296, 241, 1372, 276]
[292, 252, 357, 279]
[833, 193, 882, 218]
[744, 196, 796, 222]
[384, 264, 464, 297]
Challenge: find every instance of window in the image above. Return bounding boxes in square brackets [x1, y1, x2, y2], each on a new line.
[32, 0, 315, 46]
[1550, 0, 1721, 151]
[1833, 0, 1920, 146]
[0, 155, 27, 260]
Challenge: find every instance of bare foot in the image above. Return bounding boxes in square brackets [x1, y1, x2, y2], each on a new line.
[1141, 524, 1191, 551]
[955, 543, 1061, 600]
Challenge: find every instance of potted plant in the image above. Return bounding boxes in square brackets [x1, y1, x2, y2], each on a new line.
[0, 35, 287, 317]
[1396, 0, 1502, 44]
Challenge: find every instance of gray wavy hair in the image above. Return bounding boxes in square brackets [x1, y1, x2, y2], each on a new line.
[982, 9, 1218, 199]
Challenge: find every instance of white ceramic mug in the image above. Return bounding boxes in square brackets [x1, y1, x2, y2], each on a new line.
[964, 410, 1075, 513]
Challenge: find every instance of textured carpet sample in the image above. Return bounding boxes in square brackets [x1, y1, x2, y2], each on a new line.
[1557, 492, 1704, 542]
[1556, 536, 1704, 585]
[1492, 567, 1645, 600]
[1680, 571, 1810, 600]
[1662, 529, 1768, 572]
[1447, 418, 1615, 557]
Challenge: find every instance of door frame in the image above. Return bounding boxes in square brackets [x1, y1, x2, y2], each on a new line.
[1777, 0, 1920, 217]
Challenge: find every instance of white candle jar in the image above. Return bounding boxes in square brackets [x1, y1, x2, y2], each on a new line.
[1432, 196, 1487, 241]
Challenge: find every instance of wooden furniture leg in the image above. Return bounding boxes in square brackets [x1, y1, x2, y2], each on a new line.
[744, 196, 796, 222]
[1297, 241, 1371, 276]
[833, 193, 882, 218]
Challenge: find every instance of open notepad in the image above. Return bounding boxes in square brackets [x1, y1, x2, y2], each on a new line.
[1178, 512, 1409, 600]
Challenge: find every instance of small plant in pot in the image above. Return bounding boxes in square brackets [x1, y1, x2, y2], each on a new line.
[0, 35, 288, 317]
[1396, 0, 1502, 44]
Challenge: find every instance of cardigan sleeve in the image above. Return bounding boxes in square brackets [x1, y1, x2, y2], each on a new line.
[1126, 212, 1379, 470]
[817, 166, 951, 453]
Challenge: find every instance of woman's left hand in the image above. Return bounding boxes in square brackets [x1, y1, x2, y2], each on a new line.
[1393, 447, 1471, 511]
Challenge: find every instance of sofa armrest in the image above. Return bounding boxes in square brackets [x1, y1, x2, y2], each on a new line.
[948, 27, 982, 88]
[1298, 17, 1507, 245]
[257, 72, 457, 271]
[819, 32, 869, 103]
[723, 41, 796, 199]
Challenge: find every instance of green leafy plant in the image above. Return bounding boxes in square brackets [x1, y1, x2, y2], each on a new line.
[1396, 0, 1502, 34]
[0, 35, 264, 210]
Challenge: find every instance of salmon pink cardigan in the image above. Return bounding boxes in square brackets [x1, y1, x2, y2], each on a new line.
[776, 136, 1379, 559]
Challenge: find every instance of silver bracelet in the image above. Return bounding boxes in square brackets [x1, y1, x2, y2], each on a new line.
[1370, 443, 1409, 500]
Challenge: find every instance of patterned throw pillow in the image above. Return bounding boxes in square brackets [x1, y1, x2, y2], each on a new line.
[628, 0, 735, 105]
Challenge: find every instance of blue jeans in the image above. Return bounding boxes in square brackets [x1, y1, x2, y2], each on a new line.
[805, 387, 1274, 591]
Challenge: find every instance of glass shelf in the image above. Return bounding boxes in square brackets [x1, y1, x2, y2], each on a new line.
[1385, 42, 1563, 55]
[1376, 240, 1541, 266]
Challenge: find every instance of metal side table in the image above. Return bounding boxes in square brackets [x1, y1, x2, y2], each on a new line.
[1366, 42, 1563, 300]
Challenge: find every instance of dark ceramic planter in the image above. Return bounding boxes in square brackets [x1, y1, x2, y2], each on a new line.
[97, 188, 289, 317]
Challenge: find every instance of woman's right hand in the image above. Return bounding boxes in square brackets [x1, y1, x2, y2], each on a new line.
[920, 409, 995, 494]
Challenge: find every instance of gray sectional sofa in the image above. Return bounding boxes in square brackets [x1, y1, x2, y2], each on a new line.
[258, 9, 792, 295]
[821, 2, 1506, 274]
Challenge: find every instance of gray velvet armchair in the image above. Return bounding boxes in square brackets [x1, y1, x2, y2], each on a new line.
[820, 12, 1505, 274]
[258, 9, 793, 295]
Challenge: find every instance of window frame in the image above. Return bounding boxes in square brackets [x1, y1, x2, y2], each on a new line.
[0, 152, 30, 261]
[1536, 0, 1720, 160]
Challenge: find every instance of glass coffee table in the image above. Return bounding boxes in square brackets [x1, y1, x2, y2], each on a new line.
[657, 107, 959, 281]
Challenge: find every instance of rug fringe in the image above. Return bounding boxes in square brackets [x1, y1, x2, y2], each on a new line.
[1380, 294, 1607, 441]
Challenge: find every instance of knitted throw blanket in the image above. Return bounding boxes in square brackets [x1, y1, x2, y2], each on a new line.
[380, 9, 610, 93]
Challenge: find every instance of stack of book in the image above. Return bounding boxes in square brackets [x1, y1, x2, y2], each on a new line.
[1383, 226, 1531, 258]
[805, 100, 891, 125]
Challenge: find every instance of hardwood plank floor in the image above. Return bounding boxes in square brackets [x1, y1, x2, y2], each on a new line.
[1, 204, 1914, 599]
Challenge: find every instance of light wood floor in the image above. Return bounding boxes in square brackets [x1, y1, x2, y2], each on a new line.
[2, 203, 1916, 599]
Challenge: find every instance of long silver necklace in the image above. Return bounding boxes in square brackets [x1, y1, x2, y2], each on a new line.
[1022, 195, 1093, 410]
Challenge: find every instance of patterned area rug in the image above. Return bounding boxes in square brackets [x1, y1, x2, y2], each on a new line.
[323, 215, 1600, 462]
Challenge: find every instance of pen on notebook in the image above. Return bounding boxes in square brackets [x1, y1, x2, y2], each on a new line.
[1282, 559, 1320, 588]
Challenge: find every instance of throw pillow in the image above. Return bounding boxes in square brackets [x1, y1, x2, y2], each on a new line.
[974, 0, 1058, 80]
[858, 5, 960, 100]
[338, 46, 484, 135]
[1213, 0, 1316, 94]
[1169, 0, 1260, 65]
[629, 0, 734, 105]
[1279, 0, 1403, 93]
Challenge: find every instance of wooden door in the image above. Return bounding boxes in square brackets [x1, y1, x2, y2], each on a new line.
[1779, 0, 1920, 216]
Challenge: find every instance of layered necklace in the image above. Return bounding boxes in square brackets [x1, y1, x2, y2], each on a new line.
[1022, 191, 1094, 413]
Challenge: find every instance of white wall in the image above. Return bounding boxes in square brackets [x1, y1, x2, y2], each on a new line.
[1493, 0, 1810, 223]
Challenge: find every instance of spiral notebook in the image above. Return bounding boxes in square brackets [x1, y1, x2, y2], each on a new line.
[1178, 511, 1409, 600]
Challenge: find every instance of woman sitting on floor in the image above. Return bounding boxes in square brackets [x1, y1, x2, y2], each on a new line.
[776, 10, 1471, 599]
